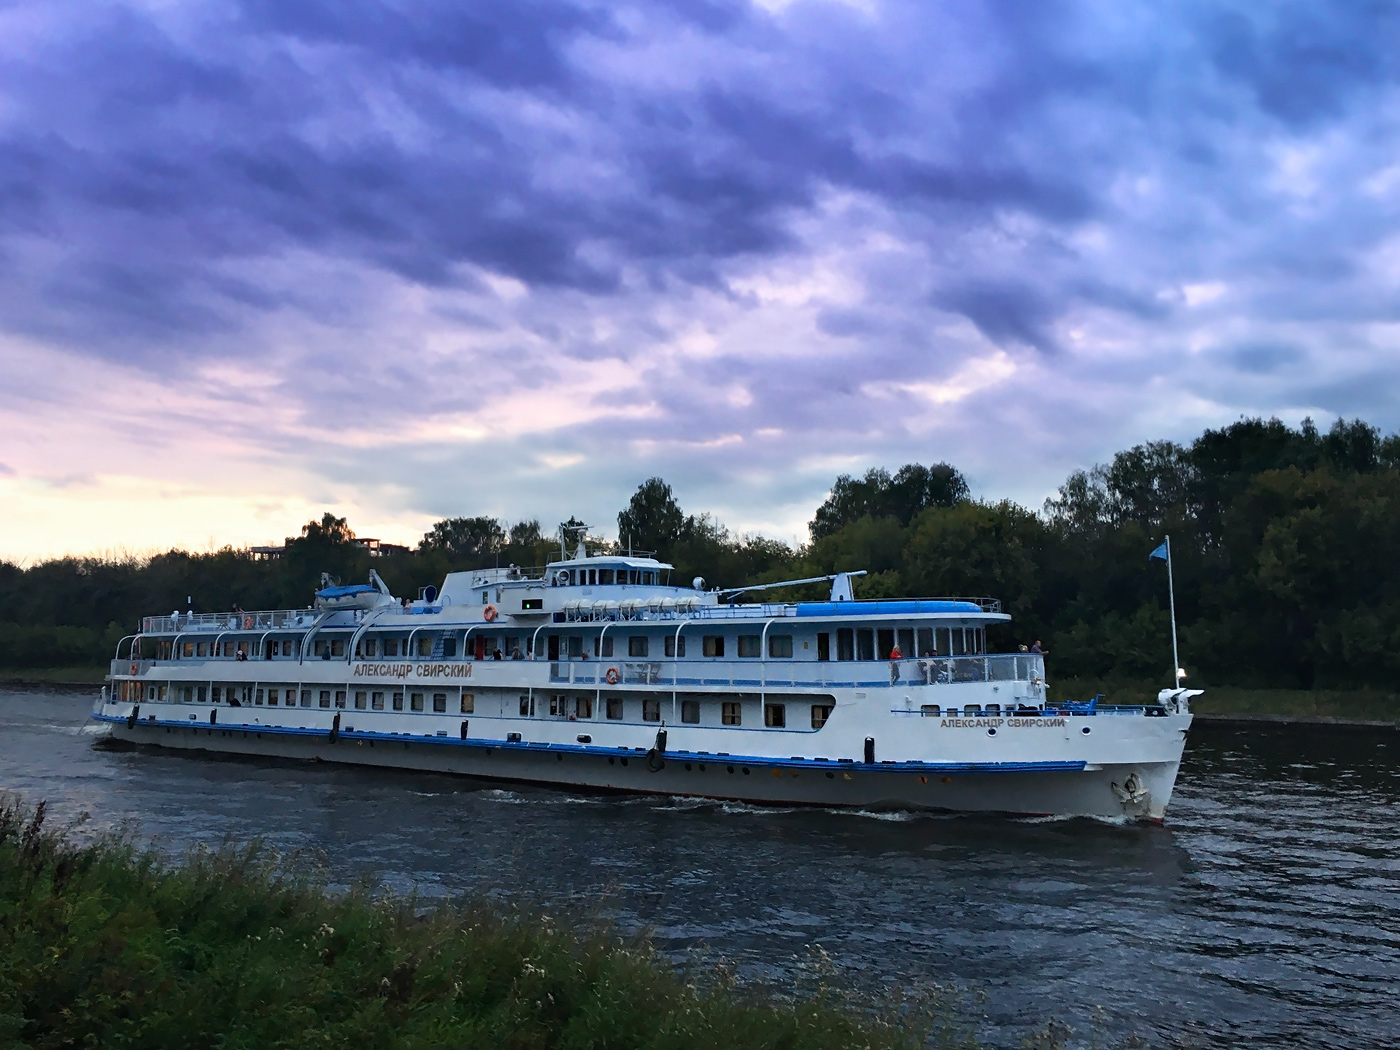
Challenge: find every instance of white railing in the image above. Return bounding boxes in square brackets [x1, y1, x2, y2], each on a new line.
[541, 653, 1042, 689]
[142, 609, 317, 634]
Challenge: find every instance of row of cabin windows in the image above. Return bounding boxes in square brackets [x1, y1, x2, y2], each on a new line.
[168, 627, 982, 663]
[554, 568, 659, 586]
[518, 695, 831, 729]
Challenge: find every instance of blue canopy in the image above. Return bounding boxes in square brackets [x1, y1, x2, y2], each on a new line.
[795, 600, 986, 617]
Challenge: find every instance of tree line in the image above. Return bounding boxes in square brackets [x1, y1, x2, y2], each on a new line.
[3, 416, 1399, 691]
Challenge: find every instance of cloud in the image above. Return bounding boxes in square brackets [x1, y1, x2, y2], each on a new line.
[2, 0, 1400, 559]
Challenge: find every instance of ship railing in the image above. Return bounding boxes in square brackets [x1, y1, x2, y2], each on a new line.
[540, 653, 1043, 689]
[141, 609, 316, 634]
[111, 659, 154, 677]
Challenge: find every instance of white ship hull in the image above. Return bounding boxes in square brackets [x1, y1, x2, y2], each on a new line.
[94, 696, 1190, 822]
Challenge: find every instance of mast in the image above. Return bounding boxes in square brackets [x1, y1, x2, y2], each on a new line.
[1165, 535, 1181, 689]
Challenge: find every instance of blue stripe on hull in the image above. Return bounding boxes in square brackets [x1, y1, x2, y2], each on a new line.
[94, 713, 1085, 775]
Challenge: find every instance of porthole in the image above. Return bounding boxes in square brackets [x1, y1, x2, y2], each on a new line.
[620, 757, 629, 766]
[1082, 727, 1092, 735]
[608, 757, 615, 765]
[698, 764, 706, 772]
[684, 763, 692, 771]
[741, 766, 750, 775]
[825, 771, 835, 779]
[987, 728, 997, 736]
[726, 765, 735, 773]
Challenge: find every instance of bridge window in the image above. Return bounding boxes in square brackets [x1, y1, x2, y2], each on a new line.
[764, 703, 786, 728]
[606, 697, 623, 719]
[628, 636, 649, 658]
[681, 699, 700, 723]
[811, 704, 833, 728]
[433, 693, 447, 713]
[664, 635, 686, 658]
[856, 629, 875, 661]
[410, 692, 424, 712]
[722, 701, 742, 725]
[737, 635, 760, 658]
[643, 698, 661, 722]
[768, 635, 793, 658]
[836, 629, 854, 661]
[703, 636, 725, 658]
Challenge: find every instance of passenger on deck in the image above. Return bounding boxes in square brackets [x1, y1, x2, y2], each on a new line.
[492, 647, 503, 660]
[1030, 640, 1047, 655]
[889, 643, 903, 660]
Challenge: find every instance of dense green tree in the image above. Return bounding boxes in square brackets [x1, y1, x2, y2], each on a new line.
[616, 478, 692, 557]
[419, 516, 506, 559]
[810, 463, 967, 540]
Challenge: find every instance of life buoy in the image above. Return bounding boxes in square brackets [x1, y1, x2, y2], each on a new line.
[242, 615, 253, 630]
[483, 604, 498, 622]
[605, 666, 620, 684]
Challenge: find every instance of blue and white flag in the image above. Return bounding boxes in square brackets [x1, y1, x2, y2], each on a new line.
[1149, 541, 1168, 561]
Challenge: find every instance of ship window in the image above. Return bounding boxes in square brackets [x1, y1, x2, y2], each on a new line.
[817, 633, 830, 661]
[195, 642, 207, 657]
[737, 635, 760, 658]
[811, 704, 833, 728]
[972, 629, 985, 655]
[417, 636, 432, 657]
[182, 642, 194, 658]
[197, 686, 207, 702]
[702, 636, 724, 657]
[568, 636, 583, 659]
[519, 695, 533, 716]
[722, 701, 742, 725]
[282, 640, 294, 657]
[267, 688, 278, 706]
[606, 697, 623, 719]
[224, 642, 236, 658]
[950, 629, 966, 656]
[898, 629, 915, 659]
[443, 637, 457, 658]
[319, 690, 331, 708]
[547, 636, 560, 660]
[363, 638, 377, 658]
[384, 638, 399, 657]
[333, 690, 345, 708]
[371, 691, 384, 710]
[664, 635, 686, 658]
[877, 629, 895, 660]
[922, 704, 940, 716]
[681, 699, 700, 724]
[768, 635, 793, 658]
[836, 629, 854, 661]
[300, 689, 312, 707]
[643, 698, 661, 722]
[392, 691, 404, 711]
[410, 692, 424, 712]
[460, 693, 474, 714]
[856, 629, 875, 661]
[182, 686, 193, 703]
[255, 689, 264, 705]
[589, 569, 597, 585]
[147, 686, 156, 701]
[433, 692, 447, 713]
[628, 636, 649, 658]
[211, 687, 221, 703]
[594, 636, 614, 657]
[576, 696, 593, 719]
[355, 690, 367, 710]
[599, 569, 614, 585]
[549, 694, 562, 716]
[917, 628, 935, 657]
[330, 639, 344, 657]
[764, 703, 786, 728]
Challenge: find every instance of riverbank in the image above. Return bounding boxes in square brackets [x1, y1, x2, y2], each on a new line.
[0, 796, 971, 1050]
[0, 665, 107, 687]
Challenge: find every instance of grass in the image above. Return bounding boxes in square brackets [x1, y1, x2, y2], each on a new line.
[1052, 677, 1400, 722]
[0, 665, 107, 686]
[0, 796, 981, 1050]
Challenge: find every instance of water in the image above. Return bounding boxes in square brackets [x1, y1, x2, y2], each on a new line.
[3, 687, 1398, 1048]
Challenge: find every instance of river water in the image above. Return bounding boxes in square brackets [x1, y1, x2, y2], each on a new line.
[2, 687, 1397, 1048]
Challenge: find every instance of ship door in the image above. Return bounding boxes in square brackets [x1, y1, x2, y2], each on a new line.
[547, 635, 560, 661]
[474, 635, 486, 661]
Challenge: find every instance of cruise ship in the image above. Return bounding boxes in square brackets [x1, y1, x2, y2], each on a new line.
[93, 533, 1195, 821]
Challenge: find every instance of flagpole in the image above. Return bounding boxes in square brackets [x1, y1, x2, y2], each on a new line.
[1166, 535, 1180, 689]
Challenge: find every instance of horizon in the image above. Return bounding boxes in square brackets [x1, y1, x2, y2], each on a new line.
[3, 1, 1398, 563]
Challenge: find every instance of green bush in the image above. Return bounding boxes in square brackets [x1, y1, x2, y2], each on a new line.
[0, 798, 962, 1050]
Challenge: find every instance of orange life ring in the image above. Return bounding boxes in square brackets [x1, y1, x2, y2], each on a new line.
[483, 604, 498, 622]
[129, 662, 139, 675]
[605, 666, 620, 684]
[242, 615, 253, 630]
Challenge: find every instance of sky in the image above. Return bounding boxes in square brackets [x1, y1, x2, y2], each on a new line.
[2, 0, 1399, 562]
